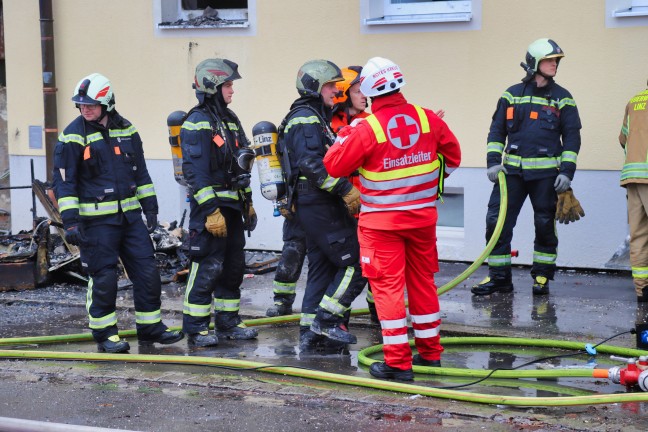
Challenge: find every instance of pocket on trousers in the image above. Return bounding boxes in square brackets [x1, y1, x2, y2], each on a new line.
[359, 246, 382, 279]
[326, 227, 359, 267]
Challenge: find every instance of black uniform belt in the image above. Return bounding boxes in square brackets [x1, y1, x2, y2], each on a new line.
[296, 180, 317, 194]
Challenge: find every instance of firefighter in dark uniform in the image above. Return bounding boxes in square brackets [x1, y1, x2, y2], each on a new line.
[53, 73, 184, 353]
[180, 59, 258, 347]
[472, 38, 582, 296]
[282, 59, 367, 349]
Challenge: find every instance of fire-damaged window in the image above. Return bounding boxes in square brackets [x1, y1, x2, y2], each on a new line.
[158, 0, 250, 29]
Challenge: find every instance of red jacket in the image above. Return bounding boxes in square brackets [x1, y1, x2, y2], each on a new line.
[331, 109, 369, 135]
[323, 92, 461, 230]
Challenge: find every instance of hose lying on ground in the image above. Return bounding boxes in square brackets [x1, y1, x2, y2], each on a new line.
[6, 172, 647, 406]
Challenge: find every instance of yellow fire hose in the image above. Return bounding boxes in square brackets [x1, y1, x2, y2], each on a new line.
[3, 172, 648, 406]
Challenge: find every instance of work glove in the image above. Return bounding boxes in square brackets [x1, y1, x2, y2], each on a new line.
[65, 224, 86, 246]
[342, 186, 361, 216]
[278, 202, 295, 220]
[554, 174, 572, 193]
[144, 212, 158, 234]
[205, 209, 227, 237]
[555, 189, 585, 224]
[244, 205, 257, 232]
[487, 165, 507, 183]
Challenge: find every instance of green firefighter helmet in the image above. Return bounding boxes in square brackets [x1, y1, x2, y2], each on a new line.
[525, 38, 565, 73]
[193, 58, 241, 95]
[296, 60, 344, 98]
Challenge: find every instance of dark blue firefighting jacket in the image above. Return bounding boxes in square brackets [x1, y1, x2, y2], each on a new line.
[486, 79, 582, 181]
[283, 96, 353, 197]
[180, 105, 252, 230]
[53, 112, 158, 228]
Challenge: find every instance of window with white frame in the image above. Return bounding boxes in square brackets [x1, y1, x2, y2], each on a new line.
[158, 0, 249, 29]
[606, 0, 648, 28]
[437, 187, 464, 229]
[366, 0, 473, 25]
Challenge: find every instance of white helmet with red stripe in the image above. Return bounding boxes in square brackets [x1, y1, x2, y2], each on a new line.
[359, 57, 405, 97]
[71, 73, 115, 112]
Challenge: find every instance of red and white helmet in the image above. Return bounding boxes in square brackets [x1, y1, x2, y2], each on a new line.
[71, 73, 115, 112]
[359, 57, 405, 97]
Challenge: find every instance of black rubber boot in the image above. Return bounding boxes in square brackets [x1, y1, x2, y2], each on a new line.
[299, 328, 327, 353]
[216, 312, 258, 340]
[266, 302, 293, 317]
[471, 276, 514, 295]
[97, 335, 130, 353]
[310, 321, 357, 344]
[188, 330, 219, 347]
[532, 276, 550, 296]
[369, 362, 414, 381]
[412, 354, 441, 367]
[218, 323, 258, 340]
[139, 329, 185, 345]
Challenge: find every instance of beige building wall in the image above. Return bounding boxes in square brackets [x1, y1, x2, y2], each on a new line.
[4, 0, 646, 269]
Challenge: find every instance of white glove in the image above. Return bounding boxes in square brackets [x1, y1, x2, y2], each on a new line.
[487, 165, 507, 183]
[554, 174, 571, 193]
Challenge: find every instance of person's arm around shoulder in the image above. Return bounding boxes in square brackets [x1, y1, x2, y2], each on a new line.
[324, 121, 370, 179]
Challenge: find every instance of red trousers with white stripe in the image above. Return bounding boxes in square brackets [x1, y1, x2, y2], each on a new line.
[358, 224, 443, 370]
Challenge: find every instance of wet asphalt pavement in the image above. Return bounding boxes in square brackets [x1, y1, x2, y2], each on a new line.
[1, 260, 648, 431]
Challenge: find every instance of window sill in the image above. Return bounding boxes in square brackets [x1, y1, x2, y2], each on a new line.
[365, 12, 472, 25]
[612, 7, 648, 17]
[157, 21, 249, 29]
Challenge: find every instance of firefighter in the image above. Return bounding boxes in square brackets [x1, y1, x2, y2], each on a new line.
[52, 73, 184, 353]
[619, 80, 648, 302]
[331, 65, 381, 324]
[331, 66, 369, 133]
[282, 59, 367, 350]
[267, 66, 373, 321]
[324, 57, 461, 381]
[180, 59, 258, 347]
[472, 38, 582, 297]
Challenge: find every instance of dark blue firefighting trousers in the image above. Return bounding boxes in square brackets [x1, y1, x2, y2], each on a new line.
[80, 217, 166, 343]
[294, 188, 366, 332]
[485, 174, 558, 280]
[182, 206, 247, 334]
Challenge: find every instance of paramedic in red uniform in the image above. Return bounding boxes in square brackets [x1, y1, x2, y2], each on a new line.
[323, 57, 461, 381]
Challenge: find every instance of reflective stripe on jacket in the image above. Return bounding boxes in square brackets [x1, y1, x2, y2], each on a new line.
[487, 79, 581, 181]
[52, 113, 158, 227]
[323, 92, 461, 230]
[619, 88, 648, 186]
[359, 105, 441, 213]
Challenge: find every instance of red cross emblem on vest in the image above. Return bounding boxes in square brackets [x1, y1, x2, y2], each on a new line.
[387, 114, 420, 149]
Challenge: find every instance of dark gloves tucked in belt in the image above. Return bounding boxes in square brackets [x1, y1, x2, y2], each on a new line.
[65, 224, 86, 246]
[145, 212, 158, 234]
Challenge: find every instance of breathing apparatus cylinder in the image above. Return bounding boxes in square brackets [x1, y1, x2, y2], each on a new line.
[167, 110, 187, 186]
[252, 121, 286, 216]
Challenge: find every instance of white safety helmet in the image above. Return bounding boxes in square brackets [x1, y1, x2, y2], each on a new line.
[71, 73, 115, 112]
[359, 57, 405, 98]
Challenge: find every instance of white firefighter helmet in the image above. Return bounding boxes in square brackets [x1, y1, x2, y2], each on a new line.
[71, 73, 115, 112]
[359, 57, 405, 98]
